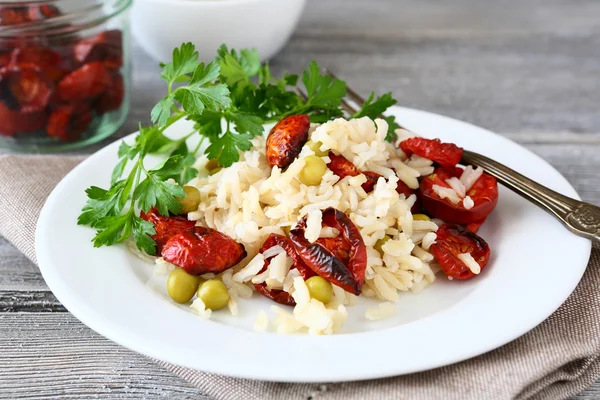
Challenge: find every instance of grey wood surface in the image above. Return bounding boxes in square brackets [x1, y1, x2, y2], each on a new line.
[1, 0, 599, 398]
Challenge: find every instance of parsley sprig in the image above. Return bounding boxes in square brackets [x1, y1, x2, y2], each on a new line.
[78, 43, 402, 254]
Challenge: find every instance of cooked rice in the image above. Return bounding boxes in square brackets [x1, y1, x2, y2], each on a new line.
[254, 310, 269, 332]
[432, 184, 461, 205]
[457, 252, 481, 274]
[463, 195, 475, 210]
[158, 118, 446, 334]
[445, 177, 466, 198]
[460, 165, 484, 191]
[365, 302, 396, 320]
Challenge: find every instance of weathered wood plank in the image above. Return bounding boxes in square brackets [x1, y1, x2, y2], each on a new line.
[2, 0, 600, 398]
[0, 313, 204, 399]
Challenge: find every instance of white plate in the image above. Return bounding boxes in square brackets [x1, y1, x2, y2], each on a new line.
[35, 106, 591, 382]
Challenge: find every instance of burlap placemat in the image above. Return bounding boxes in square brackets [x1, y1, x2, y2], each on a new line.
[1, 153, 598, 400]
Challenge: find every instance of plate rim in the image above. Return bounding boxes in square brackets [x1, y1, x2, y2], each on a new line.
[35, 106, 592, 382]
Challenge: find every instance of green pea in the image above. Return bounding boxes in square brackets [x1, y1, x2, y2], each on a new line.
[412, 214, 431, 221]
[299, 155, 328, 186]
[305, 276, 333, 304]
[374, 236, 391, 254]
[167, 268, 201, 304]
[306, 140, 327, 157]
[197, 279, 230, 311]
[177, 185, 201, 213]
[205, 158, 219, 171]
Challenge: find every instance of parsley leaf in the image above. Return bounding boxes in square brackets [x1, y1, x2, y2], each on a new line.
[160, 42, 199, 84]
[228, 111, 264, 137]
[174, 62, 231, 114]
[206, 130, 253, 167]
[351, 92, 399, 142]
[352, 92, 397, 119]
[302, 61, 347, 109]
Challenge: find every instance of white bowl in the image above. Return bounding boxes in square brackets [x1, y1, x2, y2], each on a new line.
[131, 0, 306, 62]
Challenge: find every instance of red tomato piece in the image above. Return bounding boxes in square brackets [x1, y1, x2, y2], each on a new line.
[395, 179, 420, 213]
[419, 166, 498, 224]
[46, 104, 93, 141]
[140, 207, 196, 254]
[0, 6, 30, 25]
[10, 47, 67, 82]
[0, 52, 11, 68]
[290, 207, 367, 295]
[0, 64, 53, 112]
[327, 152, 380, 192]
[400, 137, 463, 167]
[466, 218, 486, 233]
[0, 101, 45, 136]
[266, 114, 310, 168]
[430, 223, 490, 280]
[254, 233, 315, 306]
[94, 71, 124, 115]
[162, 226, 247, 276]
[28, 4, 61, 21]
[74, 30, 123, 68]
[57, 61, 111, 102]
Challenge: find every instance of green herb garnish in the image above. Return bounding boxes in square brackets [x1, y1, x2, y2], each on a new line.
[78, 43, 401, 254]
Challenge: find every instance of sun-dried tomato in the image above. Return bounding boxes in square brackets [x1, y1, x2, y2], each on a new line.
[0, 101, 45, 136]
[162, 226, 247, 276]
[94, 71, 124, 115]
[10, 47, 67, 82]
[140, 207, 196, 254]
[465, 218, 486, 233]
[254, 233, 315, 306]
[290, 207, 367, 295]
[0, 52, 11, 68]
[419, 166, 498, 225]
[430, 223, 490, 280]
[266, 114, 310, 168]
[56, 61, 111, 102]
[46, 104, 92, 141]
[327, 152, 380, 192]
[400, 137, 463, 167]
[74, 30, 123, 68]
[28, 4, 61, 21]
[0, 6, 30, 26]
[0, 64, 53, 112]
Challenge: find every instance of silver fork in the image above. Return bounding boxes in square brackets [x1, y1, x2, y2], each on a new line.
[297, 72, 600, 243]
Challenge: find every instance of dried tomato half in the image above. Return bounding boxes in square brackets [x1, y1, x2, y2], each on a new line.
[430, 223, 490, 280]
[266, 114, 310, 168]
[28, 4, 61, 21]
[327, 152, 380, 192]
[290, 207, 367, 295]
[140, 207, 196, 254]
[57, 61, 111, 102]
[162, 226, 247, 276]
[400, 137, 463, 167]
[0, 101, 45, 136]
[74, 30, 123, 68]
[46, 104, 93, 141]
[0, 64, 53, 112]
[94, 71, 124, 115]
[419, 166, 498, 225]
[466, 218, 486, 233]
[10, 47, 67, 82]
[0, 6, 30, 26]
[254, 233, 315, 306]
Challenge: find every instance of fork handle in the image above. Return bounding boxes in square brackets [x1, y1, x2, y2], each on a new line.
[462, 150, 600, 242]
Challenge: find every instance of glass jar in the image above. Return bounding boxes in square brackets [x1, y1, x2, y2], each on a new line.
[0, 0, 131, 151]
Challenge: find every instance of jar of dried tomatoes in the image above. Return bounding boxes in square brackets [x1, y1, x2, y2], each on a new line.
[0, 0, 131, 151]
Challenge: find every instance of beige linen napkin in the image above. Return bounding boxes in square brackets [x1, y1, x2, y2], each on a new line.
[1, 153, 599, 400]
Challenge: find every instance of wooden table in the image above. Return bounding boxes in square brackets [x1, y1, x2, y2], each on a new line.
[1, 0, 599, 398]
